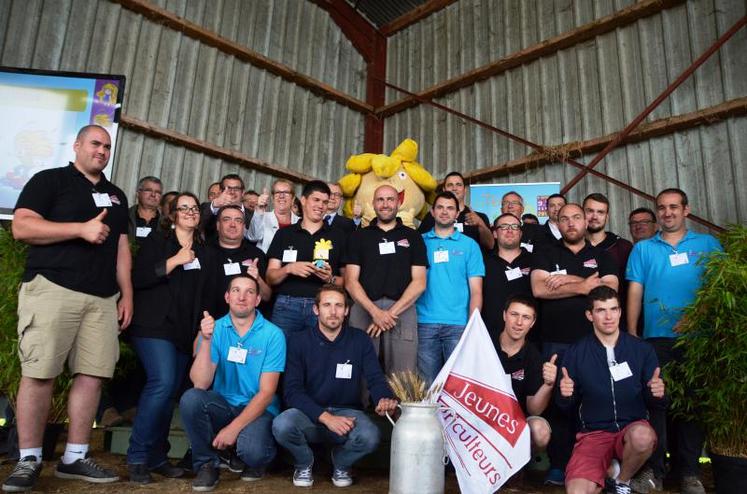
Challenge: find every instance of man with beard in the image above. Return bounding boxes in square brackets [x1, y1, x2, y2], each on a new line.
[246, 179, 299, 253]
[418, 171, 493, 250]
[323, 182, 356, 236]
[344, 185, 428, 373]
[530, 203, 618, 486]
[273, 285, 397, 488]
[128, 176, 162, 243]
[481, 213, 533, 345]
[179, 274, 286, 490]
[583, 193, 633, 326]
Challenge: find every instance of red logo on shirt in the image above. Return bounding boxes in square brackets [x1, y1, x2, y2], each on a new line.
[583, 259, 598, 269]
[397, 239, 410, 248]
[109, 195, 121, 205]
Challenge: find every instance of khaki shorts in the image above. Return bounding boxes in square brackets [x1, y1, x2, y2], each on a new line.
[17, 275, 120, 379]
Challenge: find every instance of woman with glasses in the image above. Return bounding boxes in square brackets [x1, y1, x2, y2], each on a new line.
[126, 192, 216, 484]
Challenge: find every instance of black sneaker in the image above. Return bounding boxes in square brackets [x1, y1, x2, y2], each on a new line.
[127, 463, 152, 485]
[217, 449, 244, 473]
[177, 448, 193, 473]
[2, 456, 42, 492]
[192, 464, 219, 492]
[151, 461, 184, 478]
[240, 466, 264, 482]
[54, 454, 119, 483]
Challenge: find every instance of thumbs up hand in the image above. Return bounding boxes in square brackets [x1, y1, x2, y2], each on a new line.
[542, 354, 559, 386]
[200, 311, 215, 339]
[257, 188, 270, 210]
[246, 258, 259, 279]
[80, 209, 111, 244]
[560, 367, 575, 398]
[648, 367, 665, 398]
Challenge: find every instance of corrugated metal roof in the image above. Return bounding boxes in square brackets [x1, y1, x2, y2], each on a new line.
[345, 0, 430, 28]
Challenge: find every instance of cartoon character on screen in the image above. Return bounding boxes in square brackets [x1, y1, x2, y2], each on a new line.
[95, 83, 119, 106]
[338, 138, 438, 228]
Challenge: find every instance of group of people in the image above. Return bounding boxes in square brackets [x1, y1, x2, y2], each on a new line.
[2, 124, 721, 494]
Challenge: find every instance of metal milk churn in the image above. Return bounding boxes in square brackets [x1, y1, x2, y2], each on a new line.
[387, 403, 445, 494]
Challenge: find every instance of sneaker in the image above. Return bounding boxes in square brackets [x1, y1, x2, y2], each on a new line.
[177, 448, 193, 473]
[54, 454, 119, 483]
[292, 465, 314, 487]
[192, 464, 219, 492]
[630, 466, 663, 493]
[151, 461, 184, 478]
[2, 456, 42, 492]
[331, 467, 353, 487]
[544, 467, 565, 486]
[127, 463, 152, 484]
[611, 480, 632, 494]
[680, 476, 706, 494]
[240, 466, 264, 482]
[217, 449, 244, 473]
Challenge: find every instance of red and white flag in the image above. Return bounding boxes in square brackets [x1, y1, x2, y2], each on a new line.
[430, 310, 530, 493]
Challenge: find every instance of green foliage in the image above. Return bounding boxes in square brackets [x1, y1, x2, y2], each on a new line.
[665, 225, 747, 457]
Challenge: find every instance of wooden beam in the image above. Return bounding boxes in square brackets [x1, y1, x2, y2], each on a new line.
[378, 0, 685, 118]
[465, 97, 747, 183]
[111, 0, 372, 115]
[119, 115, 316, 184]
[380, 0, 459, 37]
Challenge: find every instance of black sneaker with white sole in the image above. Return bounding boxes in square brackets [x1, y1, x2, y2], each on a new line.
[54, 454, 119, 483]
[2, 456, 42, 492]
[217, 449, 245, 473]
[192, 464, 219, 492]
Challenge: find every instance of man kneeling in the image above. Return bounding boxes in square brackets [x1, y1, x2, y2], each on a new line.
[180, 274, 286, 491]
[273, 284, 397, 488]
[558, 286, 664, 494]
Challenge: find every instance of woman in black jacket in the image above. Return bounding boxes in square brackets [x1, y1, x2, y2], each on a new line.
[125, 192, 216, 484]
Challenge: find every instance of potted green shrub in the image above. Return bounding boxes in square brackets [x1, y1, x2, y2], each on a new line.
[666, 224, 747, 493]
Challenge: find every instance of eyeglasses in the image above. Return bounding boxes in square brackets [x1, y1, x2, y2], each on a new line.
[496, 224, 521, 231]
[273, 191, 292, 197]
[139, 187, 162, 195]
[175, 205, 200, 214]
[224, 186, 244, 192]
[502, 200, 522, 207]
[628, 220, 655, 226]
[330, 192, 343, 198]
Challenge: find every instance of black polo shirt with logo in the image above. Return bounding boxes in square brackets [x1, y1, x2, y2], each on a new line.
[498, 341, 544, 416]
[343, 218, 428, 301]
[417, 206, 490, 248]
[209, 240, 268, 317]
[14, 163, 129, 297]
[266, 222, 346, 298]
[532, 241, 618, 344]
[481, 248, 534, 338]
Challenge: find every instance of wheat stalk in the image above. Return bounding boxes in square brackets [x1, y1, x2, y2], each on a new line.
[387, 371, 443, 404]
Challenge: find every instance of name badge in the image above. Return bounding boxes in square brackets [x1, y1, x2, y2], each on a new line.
[609, 362, 633, 382]
[92, 192, 112, 207]
[379, 241, 396, 255]
[454, 222, 464, 232]
[669, 252, 689, 267]
[434, 249, 449, 264]
[135, 226, 152, 238]
[335, 361, 352, 379]
[550, 269, 567, 276]
[183, 258, 201, 270]
[505, 267, 523, 281]
[520, 242, 534, 253]
[282, 249, 297, 263]
[227, 346, 247, 364]
[223, 262, 241, 275]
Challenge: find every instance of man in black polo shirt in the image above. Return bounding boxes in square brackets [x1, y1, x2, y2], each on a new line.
[128, 175, 162, 243]
[210, 205, 271, 317]
[4, 125, 132, 492]
[497, 295, 555, 455]
[481, 213, 533, 346]
[417, 171, 493, 250]
[529, 202, 618, 486]
[266, 181, 346, 336]
[344, 184, 428, 373]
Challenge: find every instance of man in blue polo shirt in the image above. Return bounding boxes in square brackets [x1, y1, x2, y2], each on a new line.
[416, 191, 484, 384]
[179, 274, 286, 492]
[626, 188, 722, 494]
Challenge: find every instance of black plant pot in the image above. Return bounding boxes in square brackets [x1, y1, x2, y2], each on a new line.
[710, 451, 747, 494]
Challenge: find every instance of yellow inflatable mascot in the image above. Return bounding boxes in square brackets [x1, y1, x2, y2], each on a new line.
[338, 138, 438, 228]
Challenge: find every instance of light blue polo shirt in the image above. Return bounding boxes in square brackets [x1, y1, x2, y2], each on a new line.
[626, 230, 722, 339]
[417, 228, 485, 325]
[209, 310, 286, 415]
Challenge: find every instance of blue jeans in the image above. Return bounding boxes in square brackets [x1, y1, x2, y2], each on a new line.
[417, 323, 465, 384]
[271, 295, 318, 336]
[179, 389, 277, 470]
[272, 408, 380, 470]
[127, 337, 190, 467]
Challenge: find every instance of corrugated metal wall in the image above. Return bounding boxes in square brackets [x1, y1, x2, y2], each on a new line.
[384, 0, 747, 236]
[0, 0, 367, 201]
